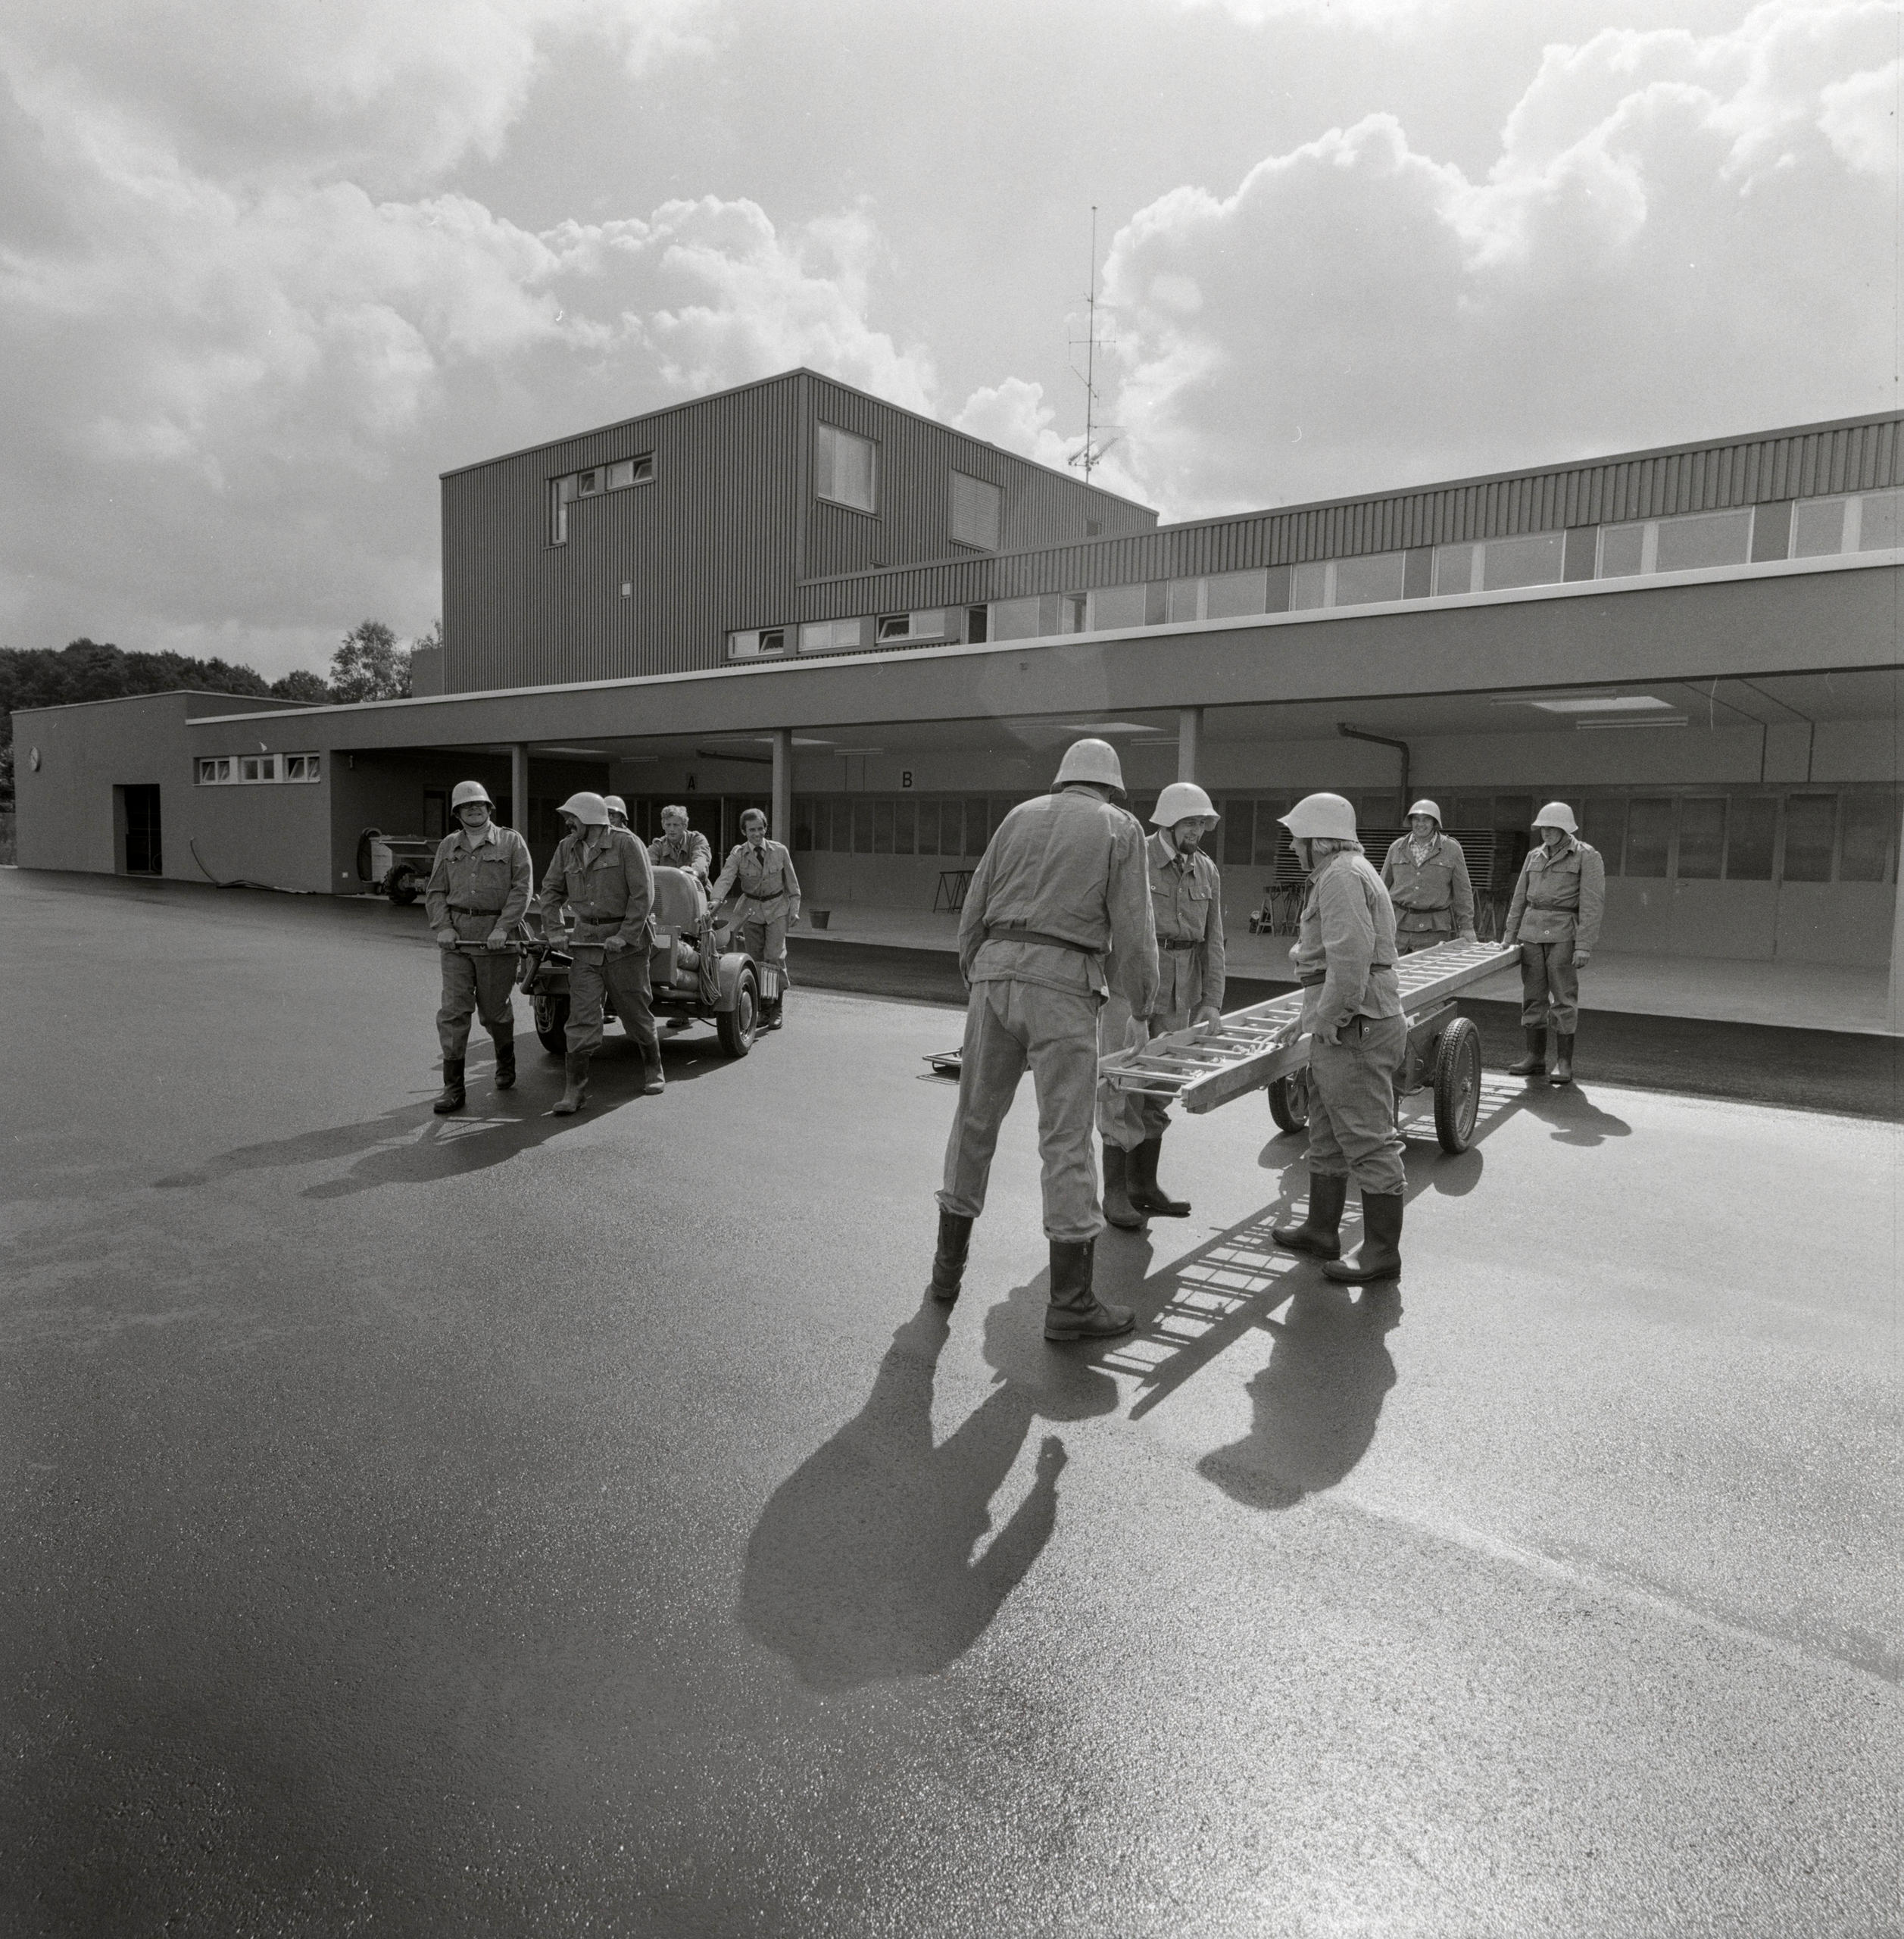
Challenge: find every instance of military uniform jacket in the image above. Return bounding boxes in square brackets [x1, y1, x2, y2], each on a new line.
[1147, 829, 1226, 1021]
[649, 828, 713, 879]
[1503, 835, 1604, 952]
[537, 827, 654, 950]
[710, 838, 801, 922]
[423, 822, 533, 932]
[1291, 849, 1402, 1033]
[958, 790, 1159, 1011]
[1380, 832, 1475, 935]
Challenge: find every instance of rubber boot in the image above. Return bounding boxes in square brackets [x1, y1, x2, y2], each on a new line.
[1509, 1026, 1547, 1076]
[1042, 1238, 1135, 1342]
[1548, 1032, 1575, 1086]
[551, 1051, 591, 1116]
[433, 1057, 466, 1115]
[1127, 1135, 1191, 1218]
[492, 1030, 516, 1091]
[929, 1210, 973, 1304]
[639, 1038, 666, 1096]
[1271, 1172, 1348, 1259]
[1101, 1143, 1144, 1230]
[765, 994, 785, 1032]
[1323, 1191, 1404, 1284]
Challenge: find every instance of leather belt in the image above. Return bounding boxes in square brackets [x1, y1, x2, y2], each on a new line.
[987, 926, 1097, 953]
[1160, 938, 1203, 952]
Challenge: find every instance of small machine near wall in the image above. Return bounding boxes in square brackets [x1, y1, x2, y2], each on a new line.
[356, 828, 437, 903]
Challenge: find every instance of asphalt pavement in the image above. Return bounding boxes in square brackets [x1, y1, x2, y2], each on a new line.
[3, 871, 1900, 1937]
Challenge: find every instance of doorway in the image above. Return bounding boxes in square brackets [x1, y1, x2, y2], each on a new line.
[119, 785, 162, 875]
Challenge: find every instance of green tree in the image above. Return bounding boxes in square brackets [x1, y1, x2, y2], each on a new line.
[330, 620, 410, 704]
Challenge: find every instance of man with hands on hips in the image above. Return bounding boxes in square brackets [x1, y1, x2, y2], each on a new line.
[1503, 801, 1604, 1087]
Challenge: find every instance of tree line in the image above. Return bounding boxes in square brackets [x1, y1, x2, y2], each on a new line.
[0, 620, 438, 807]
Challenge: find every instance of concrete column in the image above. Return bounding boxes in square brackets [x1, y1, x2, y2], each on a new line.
[770, 728, 793, 845]
[1888, 857, 1904, 1035]
[1178, 706, 1203, 784]
[511, 742, 529, 834]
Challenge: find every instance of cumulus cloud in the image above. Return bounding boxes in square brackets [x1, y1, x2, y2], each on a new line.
[0, 0, 942, 673]
[1100, 0, 1902, 517]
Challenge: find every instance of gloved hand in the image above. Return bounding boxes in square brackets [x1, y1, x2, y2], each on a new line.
[436, 929, 457, 949]
[1573, 950, 1592, 968]
[1191, 1003, 1223, 1030]
[486, 928, 509, 950]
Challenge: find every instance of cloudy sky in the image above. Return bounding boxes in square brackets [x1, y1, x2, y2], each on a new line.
[0, 0, 1896, 679]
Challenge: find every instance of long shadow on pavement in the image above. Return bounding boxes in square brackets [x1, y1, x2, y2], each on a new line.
[150, 1030, 744, 1201]
[740, 1301, 1068, 1691]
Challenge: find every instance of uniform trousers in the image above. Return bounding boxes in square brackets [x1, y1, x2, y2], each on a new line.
[1518, 938, 1580, 1033]
[939, 977, 1103, 1243]
[437, 917, 517, 1058]
[739, 910, 790, 1000]
[1396, 926, 1452, 956]
[1305, 1012, 1408, 1196]
[566, 944, 659, 1058]
[1094, 991, 1184, 1148]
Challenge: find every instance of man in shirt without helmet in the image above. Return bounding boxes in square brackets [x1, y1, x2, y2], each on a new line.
[649, 804, 713, 884]
[1502, 801, 1605, 1087]
[1269, 792, 1408, 1284]
[930, 738, 1160, 1342]
[708, 808, 801, 1029]
[423, 779, 533, 1114]
[1097, 779, 1226, 1231]
[535, 791, 666, 1114]
[1380, 800, 1476, 955]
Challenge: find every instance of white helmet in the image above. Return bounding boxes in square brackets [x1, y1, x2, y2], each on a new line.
[1533, 801, 1579, 836]
[603, 795, 628, 822]
[1053, 738, 1125, 792]
[1406, 799, 1443, 826]
[1280, 792, 1359, 841]
[450, 779, 492, 810]
[1150, 782, 1219, 827]
[557, 792, 610, 827]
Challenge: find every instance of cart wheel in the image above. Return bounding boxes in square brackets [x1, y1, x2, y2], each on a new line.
[1267, 1069, 1309, 1135]
[387, 862, 423, 905]
[534, 992, 569, 1057]
[1433, 1015, 1483, 1154]
[716, 967, 758, 1057]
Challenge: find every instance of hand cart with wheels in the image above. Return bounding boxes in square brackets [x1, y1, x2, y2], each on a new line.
[1100, 940, 1516, 1155]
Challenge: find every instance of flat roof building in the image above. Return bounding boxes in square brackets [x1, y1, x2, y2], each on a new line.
[14, 375, 1902, 1022]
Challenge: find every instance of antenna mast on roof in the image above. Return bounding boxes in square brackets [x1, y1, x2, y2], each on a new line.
[1069, 205, 1119, 485]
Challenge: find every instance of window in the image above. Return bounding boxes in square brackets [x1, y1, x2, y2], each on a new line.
[1581, 796, 1627, 872]
[876, 610, 947, 645]
[877, 614, 911, 643]
[1598, 507, 1754, 578]
[1086, 585, 1148, 631]
[1840, 792, 1896, 882]
[201, 753, 315, 787]
[729, 628, 788, 659]
[916, 801, 940, 856]
[950, 472, 1003, 549]
[1431, 532, 1565, 595]
[966, 605, 988, 644]
[816, 422, 877, 512]
[1222, 801, 1254, 866]
[577, 467, 601, 498]
[1727, 797, 1777, 880]
[988, 596, 1044, 641]
[1166, 578, 1201, 623]
[549, 456, 652, 542]
[873, 799, 895, 854]
[1676, 798, 1726, 879]
[284, 754, 320, 782]
[1290, 553, 1406, 609]
[1792, 488, 1904, 557]
[1781, 795, 1837, 882]
[1205, 570, 1269, 619]
[605, 457, 653, 491]
[1625, 798, 1674, 877]
[1253, 798, 1288, 867]
[894, 800, 916, 855]
[798, 618, 864, 654]
[197, 757, 232, 784]
[963, 798, 990, 856]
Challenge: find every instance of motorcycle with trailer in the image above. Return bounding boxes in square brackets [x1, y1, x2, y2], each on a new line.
[515, 864, 766, 1060]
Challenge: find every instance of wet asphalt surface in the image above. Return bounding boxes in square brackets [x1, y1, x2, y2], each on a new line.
[3, 872, 1900, 1937]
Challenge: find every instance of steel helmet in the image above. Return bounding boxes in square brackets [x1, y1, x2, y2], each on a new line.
[603, 795, 628, 821]
[1052, 738, 1125, 792]
[1406, 799, 1443, 826]
[1150, 782, 1219, 827]
[450, 779, 493, 810]
[557, 792, 610, 827]
[1280, 792, 1359, 841]
[1533, 801, 1579, 836]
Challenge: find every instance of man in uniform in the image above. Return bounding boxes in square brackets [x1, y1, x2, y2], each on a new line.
[931, 738, 1159, 1341]
[1502, 801, 1604, 1087]
[423, 779, 533, 1114]
[1097, 780, 1226, 1229]
[1269, 793, 1407, 1284]
[709, 808, 801, 1029]
[1380, 800, 1477, 954]
[536, 791, 665, 1113]
[649, 803, 713, 883]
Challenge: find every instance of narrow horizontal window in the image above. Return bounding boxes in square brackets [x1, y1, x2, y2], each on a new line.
[877, 614, 912, 642]
[798, 618, 864, 654]
[576, 468, 601, 498]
